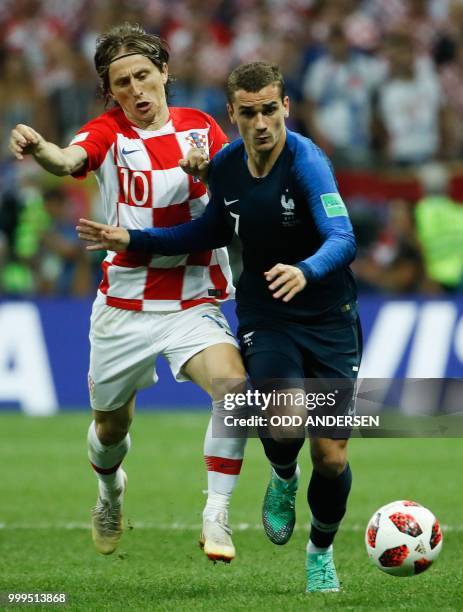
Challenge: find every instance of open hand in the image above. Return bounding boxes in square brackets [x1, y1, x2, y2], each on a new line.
[76, 218, 130, 252]
[264, 263, 307, 302]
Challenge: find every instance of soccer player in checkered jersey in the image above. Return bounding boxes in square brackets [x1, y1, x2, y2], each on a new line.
[9, 23, 247, 562]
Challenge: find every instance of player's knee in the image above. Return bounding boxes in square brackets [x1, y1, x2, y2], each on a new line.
[95, 415, 131, 446]
[214, 367, 247, 398]
[223, 362, 247, 384]
[269, 425, 305, 446]
[273, 433, 305, 446]
[311, 448, 347, 478]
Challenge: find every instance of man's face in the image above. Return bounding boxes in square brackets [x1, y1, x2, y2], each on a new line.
[108, 54, 168, 127]
[227, 84, 289, 156]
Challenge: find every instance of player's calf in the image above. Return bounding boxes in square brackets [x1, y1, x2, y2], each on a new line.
[201, 397, 247, 562]
[87, 416, 131, 554]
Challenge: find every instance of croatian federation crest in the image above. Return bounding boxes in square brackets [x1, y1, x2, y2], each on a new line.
[186, 132, 208, 150]
[185, 132, 208, 182]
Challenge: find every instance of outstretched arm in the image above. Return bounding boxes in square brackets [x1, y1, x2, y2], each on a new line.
[127, 189, 233, 254]
[9, 124, 87, 176]
[77, 194, 233, 255]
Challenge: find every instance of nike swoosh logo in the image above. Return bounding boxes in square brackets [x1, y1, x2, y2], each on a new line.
[224, 198, 239, 206]
[122, 148, 139, 155]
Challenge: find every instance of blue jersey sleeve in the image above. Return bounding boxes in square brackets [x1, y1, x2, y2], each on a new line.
[292, 139, 356, 281]
[127, 192, 233, 255]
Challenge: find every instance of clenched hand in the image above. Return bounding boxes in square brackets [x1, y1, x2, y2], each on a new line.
[9, 124, 45, 160]
[179, 147, 210, 183]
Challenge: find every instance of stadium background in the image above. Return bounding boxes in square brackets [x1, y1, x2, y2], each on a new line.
[1, 1, 462, 610]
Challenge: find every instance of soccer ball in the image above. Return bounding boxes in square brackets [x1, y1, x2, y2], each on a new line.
[365, 500, 443, 577]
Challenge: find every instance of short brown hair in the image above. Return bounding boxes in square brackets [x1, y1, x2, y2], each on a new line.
[94, 23, 172, 104]
[226, 62, 285, 103]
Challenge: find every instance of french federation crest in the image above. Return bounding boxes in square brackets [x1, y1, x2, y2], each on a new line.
[281, 190, 298, 226]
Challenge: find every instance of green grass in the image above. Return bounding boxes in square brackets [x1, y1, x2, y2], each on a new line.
[1, 412, 462, 611]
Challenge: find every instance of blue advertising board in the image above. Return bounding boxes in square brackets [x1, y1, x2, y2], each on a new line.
[0, 296, 462, 414]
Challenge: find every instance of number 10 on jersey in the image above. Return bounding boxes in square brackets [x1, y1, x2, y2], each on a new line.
[119, 168, 150, 207]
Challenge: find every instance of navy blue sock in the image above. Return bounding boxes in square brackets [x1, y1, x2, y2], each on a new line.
[259, 436, 304, 479]
[307, 463, 352, 548]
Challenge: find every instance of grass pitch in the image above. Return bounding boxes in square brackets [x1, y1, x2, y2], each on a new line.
[1, 411, 462, 611]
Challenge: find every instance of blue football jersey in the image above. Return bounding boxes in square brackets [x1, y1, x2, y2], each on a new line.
[129, 130, 357, 322]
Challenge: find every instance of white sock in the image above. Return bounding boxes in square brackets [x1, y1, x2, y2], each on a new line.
[204, 492, 230, 520]
[87, 421, 130, 502]
[203, 400, 247, 521]
[273, 463, 300, 483]
[307, 540, 333, 554]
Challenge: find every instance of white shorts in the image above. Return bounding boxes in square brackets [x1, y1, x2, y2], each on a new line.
[88, 302, 238, 411]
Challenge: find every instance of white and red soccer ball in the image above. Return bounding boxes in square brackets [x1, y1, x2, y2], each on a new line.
[365, 500, 443, 577]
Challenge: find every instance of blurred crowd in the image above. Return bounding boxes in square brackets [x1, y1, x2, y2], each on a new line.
[0, 0, 463, 296]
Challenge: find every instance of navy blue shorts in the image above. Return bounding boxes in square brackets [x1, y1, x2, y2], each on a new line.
[238, 306, 363, 438]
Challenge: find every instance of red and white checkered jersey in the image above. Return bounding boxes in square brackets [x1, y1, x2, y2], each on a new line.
[70, 106, 234, 312]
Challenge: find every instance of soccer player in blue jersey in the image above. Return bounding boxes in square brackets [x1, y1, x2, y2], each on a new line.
[78, 62, 362, 594]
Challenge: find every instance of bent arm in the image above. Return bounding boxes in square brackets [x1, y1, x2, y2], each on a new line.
[9, 124, 87, 176]
[128, 195, 233, 255]
[295, 144, 356, 281]
[297, 227, 356, 282]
